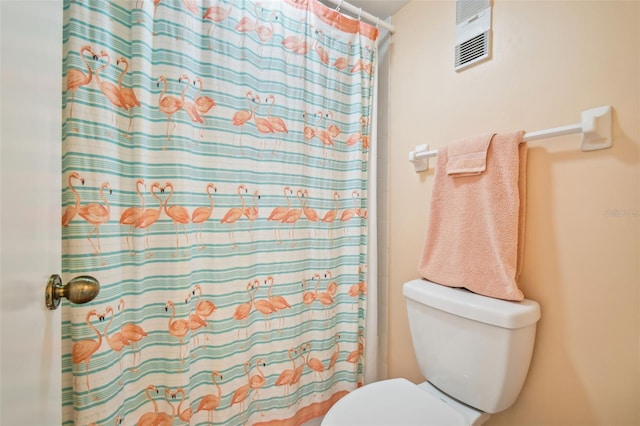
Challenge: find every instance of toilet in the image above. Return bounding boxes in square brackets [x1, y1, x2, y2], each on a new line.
[322, 278, 541, 426]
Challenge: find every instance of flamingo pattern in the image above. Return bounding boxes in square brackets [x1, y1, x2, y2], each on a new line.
[193, 76, 216, 128]
[136, 385, 161, 425]
[178, 73, 204, 131]
[221, 183, 248, 247]
[203, 0, 234, 49]
[102, 306, 130, 378]
[66, 45, 96, 122]
[62, 0, 377, 424]
[78, 181, 112, 257]
[196, 371, 222, 423]
[119, 178, 145, 255]
[282, 189, 304, 243]
[95, 51, 126, 132]
[117, 298, 147, 372]
[232, 91, 256, 146]
[265, 94, 288, 153]
[191, 182, 217, 249]
[156, 75, 183, 142]
[71, 309, 102, 401]
[135, 181, 164, 258]
[116, 57, 140, 135]
[266, 275, 291, 330]
[62, 171, 85, 227]
[163, 181, 191, 255]
[168, 387, 193, 423]
[268, 186, 293, 243]
[233, 280, 258, 338]
[230, 361, 252, 413]
[275, 347, 297, 396]
[251, 94, 275, 153]
[253, 279, 277, 332]
[165, 300, 190, 365]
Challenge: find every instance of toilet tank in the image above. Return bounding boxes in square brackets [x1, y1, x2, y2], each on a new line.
[403, 279, 541, 413]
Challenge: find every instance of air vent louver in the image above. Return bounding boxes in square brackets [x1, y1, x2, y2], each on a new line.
[455, 32, 489, 68]
[454, 0, 492, 71]
[456, 0, 488, 24]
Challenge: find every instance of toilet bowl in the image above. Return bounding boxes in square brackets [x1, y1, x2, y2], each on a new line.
[322, 279, 541, 426]
[322, 378, 490, 426]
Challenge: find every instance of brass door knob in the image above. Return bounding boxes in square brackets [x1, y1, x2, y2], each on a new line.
[45, 274, 100, 310]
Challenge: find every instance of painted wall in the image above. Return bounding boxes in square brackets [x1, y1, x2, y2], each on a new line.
[1, 1, 63, 424]
[387, 1, 639, 425]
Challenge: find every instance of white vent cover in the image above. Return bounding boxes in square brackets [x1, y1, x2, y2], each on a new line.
[455, 0, 492, 71]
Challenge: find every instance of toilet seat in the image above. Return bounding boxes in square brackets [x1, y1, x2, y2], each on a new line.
[321, 378, 469, 426]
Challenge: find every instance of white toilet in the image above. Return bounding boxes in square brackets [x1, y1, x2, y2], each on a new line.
[322, 278, 541, 426]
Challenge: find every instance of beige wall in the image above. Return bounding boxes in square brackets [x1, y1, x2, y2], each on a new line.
[387, 1, 639, 425]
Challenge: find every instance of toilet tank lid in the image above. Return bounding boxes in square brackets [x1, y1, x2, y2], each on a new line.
[403, 279, 541, 329]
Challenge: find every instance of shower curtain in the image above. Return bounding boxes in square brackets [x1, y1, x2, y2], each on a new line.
[61, 0, 378, 424]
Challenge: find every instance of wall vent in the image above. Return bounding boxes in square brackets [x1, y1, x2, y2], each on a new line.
[454, 0, 492, 71]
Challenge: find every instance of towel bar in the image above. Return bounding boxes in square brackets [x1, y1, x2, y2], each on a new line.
[408, 105, 613, 172]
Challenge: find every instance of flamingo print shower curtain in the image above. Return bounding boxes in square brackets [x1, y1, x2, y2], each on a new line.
[61, 0, 377, 424]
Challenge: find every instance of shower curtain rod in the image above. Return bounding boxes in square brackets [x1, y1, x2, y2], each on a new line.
[322, 0, 396, 33]
[408, 105, 613, 172]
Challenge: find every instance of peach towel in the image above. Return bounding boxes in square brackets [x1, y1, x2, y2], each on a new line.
[446, 132, 495, 177]
[418, 131, 527, 301]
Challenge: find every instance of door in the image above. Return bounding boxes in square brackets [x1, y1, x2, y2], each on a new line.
[1, 1, 63, 424]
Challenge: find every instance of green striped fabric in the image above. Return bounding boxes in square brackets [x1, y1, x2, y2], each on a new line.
[61, 0, 376, 424]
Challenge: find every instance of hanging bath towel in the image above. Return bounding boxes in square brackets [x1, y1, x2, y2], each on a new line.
[418, 131, 527, 301]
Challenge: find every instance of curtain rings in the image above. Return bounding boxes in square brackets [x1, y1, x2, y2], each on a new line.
[357, 7, 363, 21]
[335, 0, 343, 12]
